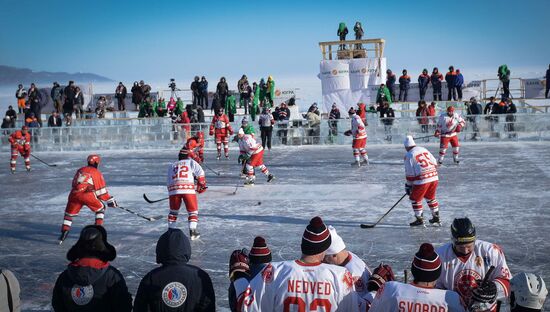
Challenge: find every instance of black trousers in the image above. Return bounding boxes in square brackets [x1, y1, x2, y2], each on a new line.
[260, 126, 273, 149]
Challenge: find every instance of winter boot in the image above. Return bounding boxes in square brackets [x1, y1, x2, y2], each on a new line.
[429, 212, 440, 224]
[58, 230, 69, 244]
[189, 229, 200, 240]
[267, 174, 275, 183]
[409, 215, 424, 227]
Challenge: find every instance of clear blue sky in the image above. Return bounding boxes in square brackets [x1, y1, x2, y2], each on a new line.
[1, 0, 548, 82]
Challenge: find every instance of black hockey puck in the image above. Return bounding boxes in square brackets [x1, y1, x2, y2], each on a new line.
[257, 201, 261, 205]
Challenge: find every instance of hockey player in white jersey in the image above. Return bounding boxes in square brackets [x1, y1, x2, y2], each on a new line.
[344, 107, 369, 166]
[237, 128, 274, 185]
[242, 216, 359, 312]
[403, 135, 440, 227]
[436, 218, 511, 309]
[167, 148, 207, 240]
[323, 225, 372, 309]
[509, 273, 547, 312]
[435, 106, 465, 165]
[228, 248, 251, 312]
[369, 243, 466, 312]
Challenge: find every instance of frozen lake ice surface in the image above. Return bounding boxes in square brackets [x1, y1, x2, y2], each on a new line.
[1, 142, 549, 311]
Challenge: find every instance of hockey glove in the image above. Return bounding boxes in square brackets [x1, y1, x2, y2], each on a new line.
[469, 280, 497, 312]
[405, 183, 412, 195]
[344, 130, 352, 136]
[455, 124, 463, 133]
[209, 130, 214, 136]
[106, 197, 118, 208]
[229, 248, 250, 281]
[434, 130, 440, 137]
[196, 176, 207, 194]
[367, 263, 395, 292]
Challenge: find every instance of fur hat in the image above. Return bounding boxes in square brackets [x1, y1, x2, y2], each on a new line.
[67, 225, 116, 262]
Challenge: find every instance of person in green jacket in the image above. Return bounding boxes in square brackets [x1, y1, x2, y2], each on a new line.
[138, 98, 154, 118]
[241, 116, 255, 135]
[266, 76, 275, 108]
[251, 82, 260, 121]
[225, 94, 237, 122]
[174, 97, 185, 116]
[376, 83, 392, 105]
[156, 98, 167, 117]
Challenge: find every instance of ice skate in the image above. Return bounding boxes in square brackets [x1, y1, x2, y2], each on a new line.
[409, 216, 424, 227]
[216, 155, 221, 160]
[351, 160, 361, 167]
[189, 229, 200, 240]
[361, 158, 369, 165]
[58, 230, 69, 245]
[267, 174, 275, 183]
[429, 212, 440, 225]
[26, 166, 31, 172]
[10, 168, 15, 174]
[244, 177, 255, 186]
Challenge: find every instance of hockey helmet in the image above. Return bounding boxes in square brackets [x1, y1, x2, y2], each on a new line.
[178, 147, 189, 160]
[87, 154, 101, 168]
[217, 107, 224, 115]
[21, 125, 29, 132]
[237, 127, 245, 137]
[348, 107, 356, 115]
[15, 131, 22, 139]
[510, 273, 548, 310]
[451, 217, 476, 245]
[195, 131, 204, 141]
[447, 106, 455, 113]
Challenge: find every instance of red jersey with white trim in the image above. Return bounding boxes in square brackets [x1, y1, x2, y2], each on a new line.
[167, 159, 205, 195]
[369, 281, 466, 312]
[185, 137, 204, 162]
[436, 240, 511, 304]
[351, 114, 367, 139]
[256, 260, 359, 312]
[209, 114, 233, 137]
[404, 146, 439, 185]
[70, 166, 111, 201]
[238, 134, 263, 156]
[8, 131, 31, 148]
[436, 112, 465, 138]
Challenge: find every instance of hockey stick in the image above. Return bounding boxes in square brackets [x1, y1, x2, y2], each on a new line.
[232, 161, 248, 195]
[202, 162, 221, 176]
[117, 206, 163, 221]
[360, 193, 407, 228]
[30, 154, 57, 167]
[143, 193, 169, 204]
[412, 135, 433, 140]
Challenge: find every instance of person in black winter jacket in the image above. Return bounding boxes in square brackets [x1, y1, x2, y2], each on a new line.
[51, 225, 132, 312]
[546, 64, 550, 98]
[418, 69, 430, 100]
[465, 97, 482, 140]
[134, 228, 215, 312]
[328, 103, 340, 139]
[398, 69, 411, 102]
[386, 69, 396, 101]
[376, 101, 395, 141]
[131, 81, 142, 110]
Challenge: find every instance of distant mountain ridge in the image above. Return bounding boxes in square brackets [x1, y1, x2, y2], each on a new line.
[0, 65, 113, 85]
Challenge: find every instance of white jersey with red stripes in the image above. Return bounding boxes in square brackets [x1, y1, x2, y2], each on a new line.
[167, 159, 204, 195]
[244, 260, 359, 312]
[436, 240, 511, 304]
[341, 252, 372, 311]
[436, 112, 465, 138]
[404, 146, 439, 185]
[351, 114, 367, 139]
[369, 281, 466, 312]
[239, 134, 263, 156]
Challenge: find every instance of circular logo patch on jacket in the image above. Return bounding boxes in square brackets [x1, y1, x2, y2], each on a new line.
[71, 285, 94, 305]
[162, 282, 187, 308]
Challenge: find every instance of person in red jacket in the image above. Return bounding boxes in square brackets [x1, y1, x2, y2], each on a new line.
[184, 131, 205, 163]
[209, 107, 233, 159]
[59, 155, 118, 244]
[179, 109, 191, 140]
[357, 102, 367, 125]
[8, 125, 31, 173]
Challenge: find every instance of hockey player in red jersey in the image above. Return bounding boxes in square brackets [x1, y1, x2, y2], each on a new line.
[8, 125, 31, 173]
[167, 148, 207, 240]
[369, 243, 466, 312]
[237, 128, 274, 185]
[59, 155, 118, 244]
[435, 106, 465, 165]
[210, 107, 233, 160]
[436, 218, 511, 310]
[344, 107, 369, 166]
[403, 135, 440, 226]
[184, 131, 205, 163]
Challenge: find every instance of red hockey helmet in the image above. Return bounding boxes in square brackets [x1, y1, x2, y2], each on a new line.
[87, 154, 101, 167]
[195, 131, 204, 140]
[15, 131, 22, 139]
[21, 125, 29, 132]
[447, 106, 455, 113]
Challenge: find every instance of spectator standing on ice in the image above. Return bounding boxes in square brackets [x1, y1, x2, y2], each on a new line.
[63, 81, 76, 124]
[51, 225, 132, 312]
[484, 96, 499, 135]
[237, 75, 248, 108]
[306, 106, 321, 144]
[377, 101, 394, 141]
[27, 83, 43, 126]
[266, 76, 275, 108]
[455, 69, 464, 101]
[133, 229, 215, 312]
[199, 76, 208, 109]
[328, 103, 341, 140]
[376, 83, 392, 105]
[431, 67, 444, 101]
[258, 107, 274, 150]
[95, 96, 107, 119]
[15, 84, 26, 114]
[48, 111, 62, 127]
[418, 69, 430, 100]
[225, 93, 237, 122]
[131, 81, 142, 110]
[498, 65, 511, 99]
[140, 80, 151, 101]
[276, 102, 290, 145]
[74, 87, 84, 119]
[416, 100, 430, 136]
[428, 101, 437, 127]
[353, 21, 364, 49]
[398, 69, 411, 102]
[4, 105, 17, 128]
[545, 64, 550, 98]
[190, 76, 200, 108]
[337, 22, 348, 50]
[386, 69, 396, 101]
[51, 82, 64, 113]
[216, 77, 229, 109]
[505, 98, 517, 138]
[251, 82, 260, 121]
[465, 97, 482, 140]
[115, 82, 127, 111]
[445, 66, 458, 101]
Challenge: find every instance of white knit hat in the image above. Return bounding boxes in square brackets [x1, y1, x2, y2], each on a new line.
[325, 225, 346, 255]
[404, 135, 416, 148]
[238, 128, 245, 136]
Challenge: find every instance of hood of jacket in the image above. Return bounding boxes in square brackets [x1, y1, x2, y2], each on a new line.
[156, 228, 191, 265]
[67, 258, 110, 286]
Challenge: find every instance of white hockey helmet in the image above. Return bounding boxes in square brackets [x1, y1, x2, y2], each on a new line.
[510, 272, 548, 310]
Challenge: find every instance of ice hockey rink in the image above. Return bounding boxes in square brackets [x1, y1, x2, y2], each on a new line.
[1, 142, 549, 311]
